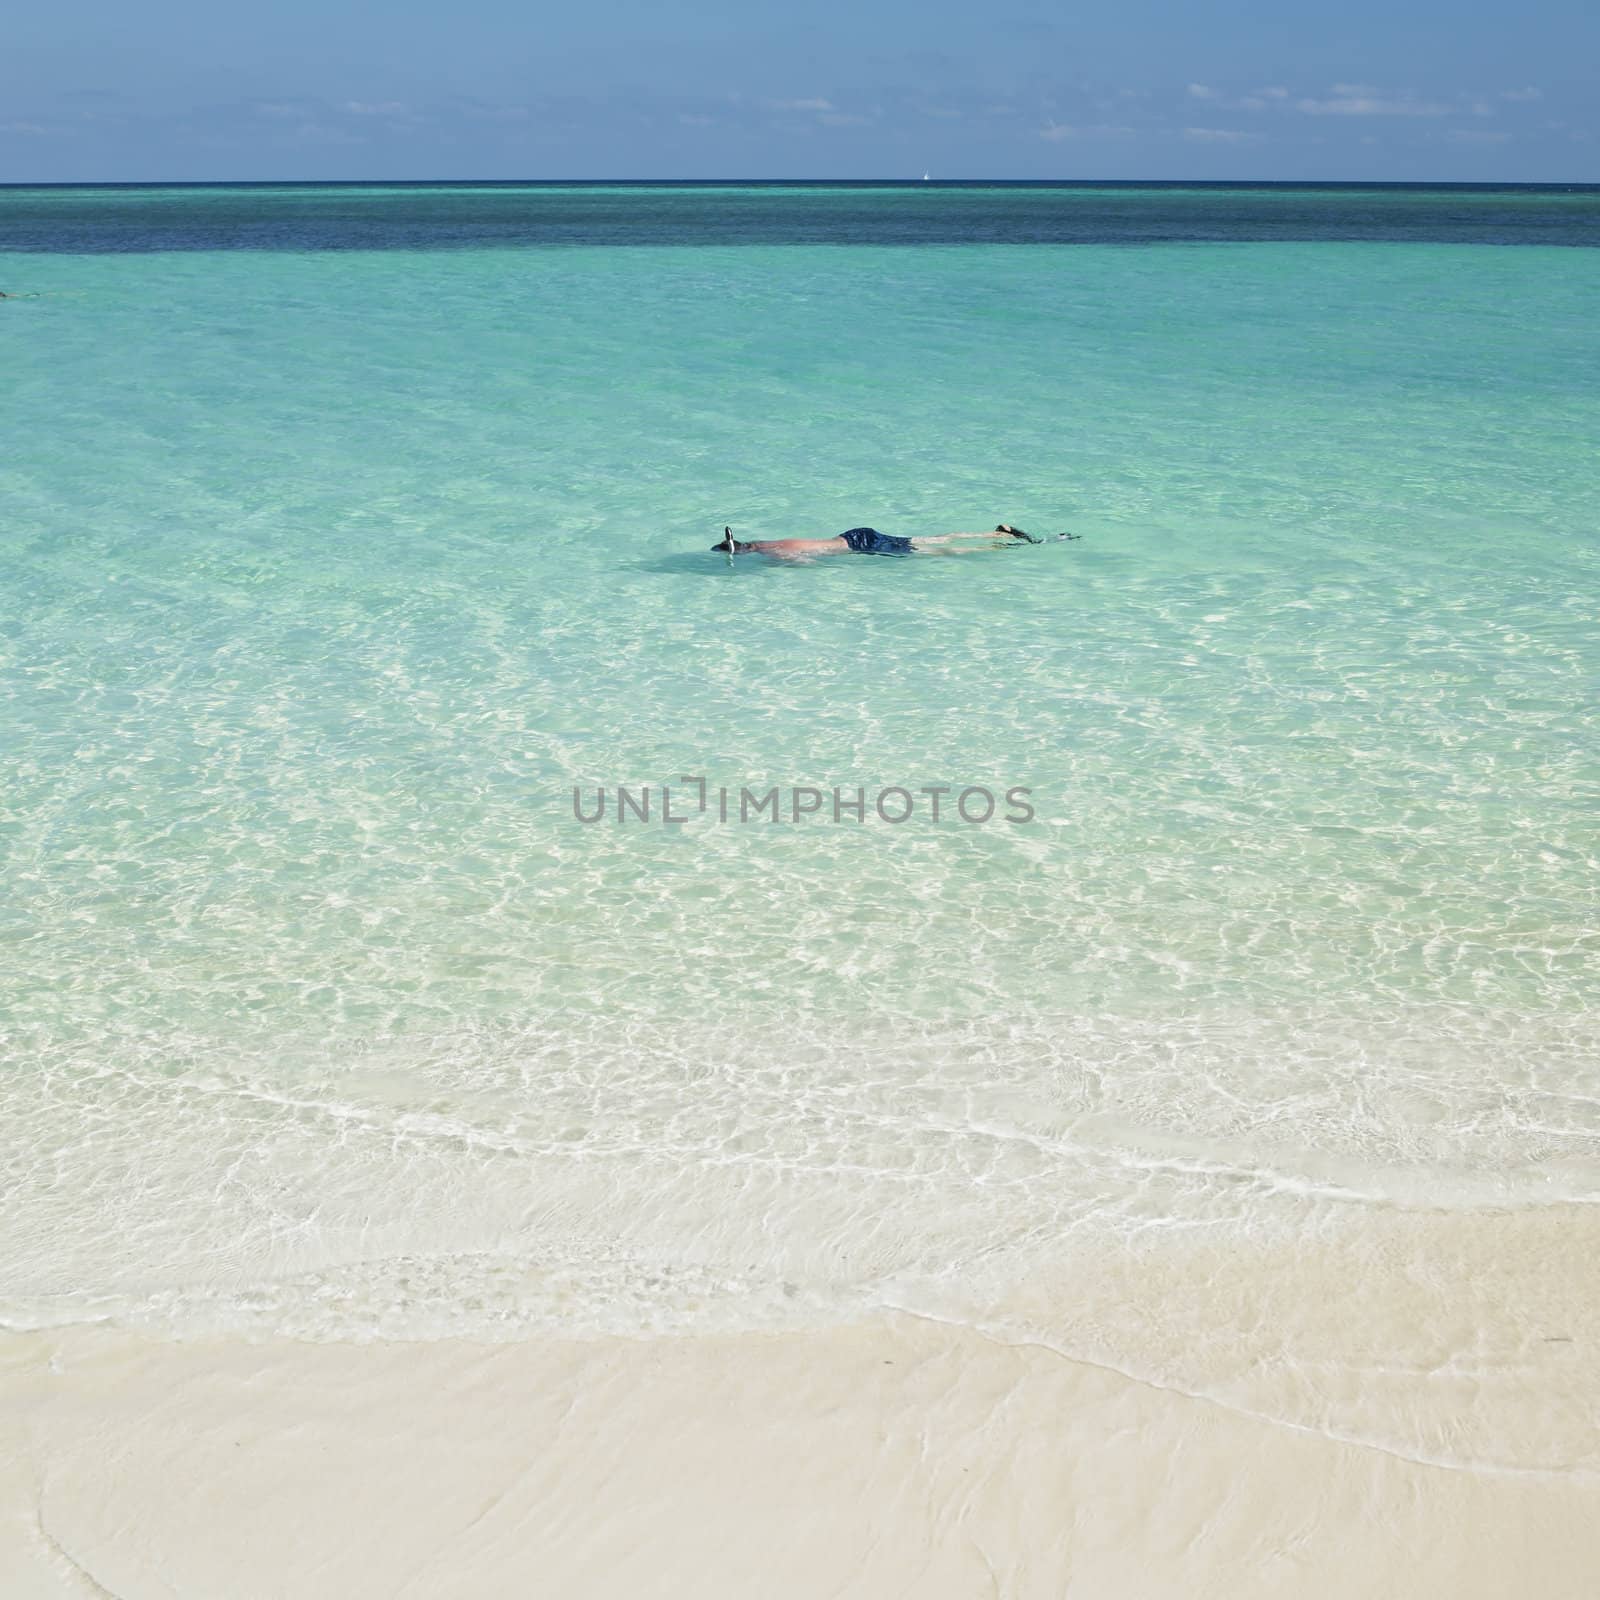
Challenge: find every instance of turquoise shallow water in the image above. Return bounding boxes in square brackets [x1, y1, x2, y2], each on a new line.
[2, 187, 1598, 1364]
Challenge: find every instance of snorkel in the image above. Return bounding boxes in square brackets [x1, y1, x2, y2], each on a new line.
[713, 527, 750, 562]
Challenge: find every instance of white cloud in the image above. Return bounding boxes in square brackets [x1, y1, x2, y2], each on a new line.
[1040, 122, 1135, 141]
[1499, 86, 1542, 102]
[1441, 128, 1512, 144]
[285, 122, 367, 146]
[1183, 126, 1258, 143]
[1189, 84, 1291, 112]
[1296, 92, 1447, 117]
[761, 96, 872, 125]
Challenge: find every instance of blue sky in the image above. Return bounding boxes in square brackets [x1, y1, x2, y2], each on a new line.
[2, 0, 1594, 181]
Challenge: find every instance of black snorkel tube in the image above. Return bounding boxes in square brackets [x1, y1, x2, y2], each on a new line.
[714, 526, 753, 562]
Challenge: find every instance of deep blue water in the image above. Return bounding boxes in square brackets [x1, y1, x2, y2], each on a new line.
[3, 180, 1598, 252]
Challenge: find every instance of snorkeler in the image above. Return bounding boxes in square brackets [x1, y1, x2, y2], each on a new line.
[712, 524, 1053, 559]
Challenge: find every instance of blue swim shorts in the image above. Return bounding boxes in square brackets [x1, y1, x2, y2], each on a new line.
[840, 526, 915, 556]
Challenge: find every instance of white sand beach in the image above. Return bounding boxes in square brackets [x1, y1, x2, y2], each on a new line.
[5, 1206, 1596, 1599]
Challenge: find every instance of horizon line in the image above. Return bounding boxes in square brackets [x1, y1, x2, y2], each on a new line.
[3, 175, 1596, 191]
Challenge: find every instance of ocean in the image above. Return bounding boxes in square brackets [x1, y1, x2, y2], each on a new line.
[3, 183, 1597, 1472]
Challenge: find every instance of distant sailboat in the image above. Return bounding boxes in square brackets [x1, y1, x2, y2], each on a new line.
[922, 171, 931, 181]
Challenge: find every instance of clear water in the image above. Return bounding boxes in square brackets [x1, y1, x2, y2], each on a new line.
[3, 188, 1598, 1404]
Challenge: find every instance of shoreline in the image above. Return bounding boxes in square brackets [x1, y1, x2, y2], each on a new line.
[5, 1203, 1598, 1598]
[5, 1312, 1598, 1600]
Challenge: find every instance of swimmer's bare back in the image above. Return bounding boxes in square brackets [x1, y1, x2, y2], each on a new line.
[742, 536, 856, 560]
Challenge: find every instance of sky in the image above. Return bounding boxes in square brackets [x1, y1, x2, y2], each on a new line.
[1, 0, 1595, 183]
